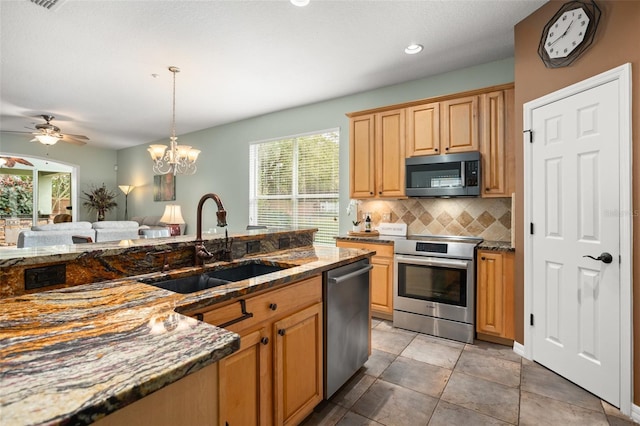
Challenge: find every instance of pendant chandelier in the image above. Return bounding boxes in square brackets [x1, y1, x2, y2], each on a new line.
[148, 66, 200, 175]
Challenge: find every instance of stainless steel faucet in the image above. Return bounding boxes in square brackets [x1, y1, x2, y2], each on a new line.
[195, 193, 229, 266]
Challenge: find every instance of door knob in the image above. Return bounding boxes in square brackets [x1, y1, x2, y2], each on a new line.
[583, 252, 613, 264]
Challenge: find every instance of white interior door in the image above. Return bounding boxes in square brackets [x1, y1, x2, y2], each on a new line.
[530, 79, 621, 406]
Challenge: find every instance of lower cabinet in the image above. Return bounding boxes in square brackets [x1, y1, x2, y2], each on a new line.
[476, 250, 515, 341]
[190, 275, 323, 426]
[94, 362, 219, 426]
[335, 240, 394, 319]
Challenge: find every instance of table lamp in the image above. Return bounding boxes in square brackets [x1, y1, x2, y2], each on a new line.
[160, 204, 185, 236]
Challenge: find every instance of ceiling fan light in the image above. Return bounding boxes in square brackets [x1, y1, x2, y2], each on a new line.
[290, 0, 310, 6]
[35, 134, 60, 145]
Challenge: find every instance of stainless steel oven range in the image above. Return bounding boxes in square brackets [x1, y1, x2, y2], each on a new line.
[393, 235, 482, 343]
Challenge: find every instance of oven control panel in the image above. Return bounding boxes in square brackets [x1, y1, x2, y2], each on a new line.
[415, 242, 447, 254]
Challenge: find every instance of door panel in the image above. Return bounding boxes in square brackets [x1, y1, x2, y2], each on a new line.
[531, 80, 620, 405]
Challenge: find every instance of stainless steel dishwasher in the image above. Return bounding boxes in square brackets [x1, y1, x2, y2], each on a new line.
[323, 259, 373, 399]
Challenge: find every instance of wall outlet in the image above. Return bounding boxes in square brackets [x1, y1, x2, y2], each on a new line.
[382, 212, 391, 222]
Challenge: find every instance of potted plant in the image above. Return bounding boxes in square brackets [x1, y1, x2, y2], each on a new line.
[351, 220, 361, 232]
[82, 183, 117, 221]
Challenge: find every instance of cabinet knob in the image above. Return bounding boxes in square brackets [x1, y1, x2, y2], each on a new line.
[378, 191, 382, 195]
[194, 313, 204, 321]
[269, 303, 278, 311]
[261, 337, 269, 345]
[481, 256, 486, 260]
[278, 329, 286, 336]
[434, 148, 438, 152]
[370, 191, 373, 195]
[445, 147, 449, 151]
[485, 188, 490, 191]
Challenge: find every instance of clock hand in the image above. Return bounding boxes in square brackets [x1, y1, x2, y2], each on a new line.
[549, 19, 575, 46]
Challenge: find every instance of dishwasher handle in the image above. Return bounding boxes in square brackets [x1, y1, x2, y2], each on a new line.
[327, 264, 373, 284]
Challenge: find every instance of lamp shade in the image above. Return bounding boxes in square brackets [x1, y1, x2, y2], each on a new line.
[35, 134, 60, 145]
[118, 185, 135, 195]
[160, 204, 185, 224]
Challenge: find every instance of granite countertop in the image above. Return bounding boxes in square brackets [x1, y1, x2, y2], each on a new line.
[477, 240, 515, 252]
[335, 234, 399, 244]
[0, 244, 373, 426]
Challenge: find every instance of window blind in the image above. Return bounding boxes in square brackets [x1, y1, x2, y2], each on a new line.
[249, 129, 339, 245]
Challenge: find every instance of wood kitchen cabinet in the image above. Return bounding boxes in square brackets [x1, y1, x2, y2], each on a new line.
[95, 362, 219, 426]
[480, 88, 515, 197]
[349, 109, 405, 198]
[406, 96, 479, 157]
[274, 303, 323, 426]
[476, 250, 515, 341]
[336, 240, 394, 320]
[188, 275, 323, 426]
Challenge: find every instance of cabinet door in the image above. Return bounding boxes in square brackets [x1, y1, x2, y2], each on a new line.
[476, 250, 515, 340]
[218, 328, 270, 426]
[350, 115, 376, 198]
[441, 95, 479, 153]
[406, 102, 440, 156]
[371, 255, 394, 318]
[481, 90, 514, 197]
[375, 109, 406, 197]
[477, 251, 505, 336]
[274, 303, 323, 426]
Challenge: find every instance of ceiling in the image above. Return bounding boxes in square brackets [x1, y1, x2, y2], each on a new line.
[0, 0, 547, 150]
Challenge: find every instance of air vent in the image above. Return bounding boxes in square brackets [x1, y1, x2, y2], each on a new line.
[29, 0, 67, 10]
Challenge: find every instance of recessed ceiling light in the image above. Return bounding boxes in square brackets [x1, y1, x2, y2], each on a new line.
[290, 0, 310, 6]
[404, 44, 424, 55]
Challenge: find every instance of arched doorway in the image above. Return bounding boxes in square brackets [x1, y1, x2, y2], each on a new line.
[0, 153, 78, 246]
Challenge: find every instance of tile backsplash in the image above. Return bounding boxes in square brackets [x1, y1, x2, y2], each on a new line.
[357, 197, 512, 242]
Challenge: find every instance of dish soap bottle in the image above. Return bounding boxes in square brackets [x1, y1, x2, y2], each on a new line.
[364, 213, 372, 233]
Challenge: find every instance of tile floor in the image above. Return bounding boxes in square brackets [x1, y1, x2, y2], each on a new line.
[302, 319, 637, 426]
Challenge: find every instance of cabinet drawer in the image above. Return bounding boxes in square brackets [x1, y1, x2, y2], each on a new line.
[336, 240, 394, 258]
[198, 275, 322, 334]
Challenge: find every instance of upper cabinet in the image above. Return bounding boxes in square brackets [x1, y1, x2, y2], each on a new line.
[480, 88, 515, 197]
[350, 109, 405, 198]
[348, 83, 514, 199]
[441, 95, 479, 153]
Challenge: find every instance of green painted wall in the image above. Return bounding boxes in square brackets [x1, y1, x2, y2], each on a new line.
[2, 57, 515, 235]
[0, 134, 118, 221]
[118, 58, 515, 237]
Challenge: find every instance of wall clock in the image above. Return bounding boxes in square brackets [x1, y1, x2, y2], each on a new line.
[538, 0, 601, 68]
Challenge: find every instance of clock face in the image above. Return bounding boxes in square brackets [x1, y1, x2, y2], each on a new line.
[544, 7, 590, 59]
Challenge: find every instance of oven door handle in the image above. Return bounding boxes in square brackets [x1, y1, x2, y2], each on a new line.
[395, 254, 470, 269]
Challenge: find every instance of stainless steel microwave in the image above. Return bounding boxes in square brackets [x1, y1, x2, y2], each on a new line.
[405, 151, 481, 197]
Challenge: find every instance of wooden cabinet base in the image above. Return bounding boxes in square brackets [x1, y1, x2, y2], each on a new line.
[476, 332, 514, 347]
[95, 362, 218, 426]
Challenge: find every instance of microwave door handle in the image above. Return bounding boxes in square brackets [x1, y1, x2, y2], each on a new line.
[460, 161, 466, 187]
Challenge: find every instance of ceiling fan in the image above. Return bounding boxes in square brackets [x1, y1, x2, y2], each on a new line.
[0, 156, 34, 168]
[5, 115, 89, 146]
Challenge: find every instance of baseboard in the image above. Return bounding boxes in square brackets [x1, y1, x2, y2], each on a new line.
[512, 341, 525, 358]
[631, 402, 640, 423]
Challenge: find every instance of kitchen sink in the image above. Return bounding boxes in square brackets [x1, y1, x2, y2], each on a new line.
[140, 261, 291, 294]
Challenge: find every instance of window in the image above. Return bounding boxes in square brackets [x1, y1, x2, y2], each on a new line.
[249, 129, 339, 245]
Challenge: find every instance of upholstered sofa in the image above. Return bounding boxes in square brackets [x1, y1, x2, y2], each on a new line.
[131, 216, 186, 236]
[17, 221, 141, 248]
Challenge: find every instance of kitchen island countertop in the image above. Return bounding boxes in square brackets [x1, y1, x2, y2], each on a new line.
[0, 244, 373, 426]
